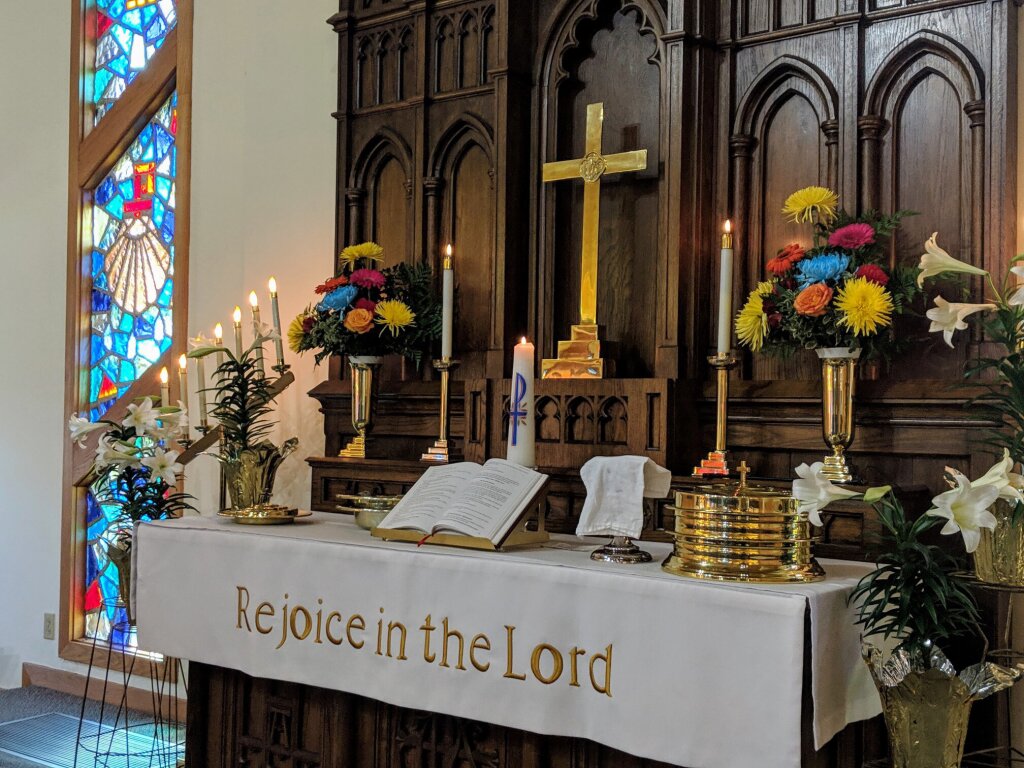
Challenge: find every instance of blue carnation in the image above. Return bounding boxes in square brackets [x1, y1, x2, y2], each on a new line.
[318, 285, 358, 312]
[795, 252, 850, 288]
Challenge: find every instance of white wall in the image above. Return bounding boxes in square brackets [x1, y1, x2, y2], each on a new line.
[0, 0, 338, 689]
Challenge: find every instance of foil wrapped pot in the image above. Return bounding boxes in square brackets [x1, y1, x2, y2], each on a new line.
[662, 480, 824, 583]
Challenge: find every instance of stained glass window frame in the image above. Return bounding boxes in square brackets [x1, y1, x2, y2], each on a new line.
[62, 0, 193, 667]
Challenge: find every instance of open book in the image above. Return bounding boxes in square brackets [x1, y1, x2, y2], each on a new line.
[372, 459, 549, 549]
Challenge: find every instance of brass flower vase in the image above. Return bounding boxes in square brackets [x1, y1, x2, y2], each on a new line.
[222, 438, 299, 512]
[340, 355, 384, 459]
[864, 643, 1021, 768]
[974, 499, 1024, 586]
[106, 540, 134, 626]
[817, 348, 860, 483]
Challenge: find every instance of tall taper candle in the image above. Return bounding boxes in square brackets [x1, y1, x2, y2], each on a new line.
[159, 366, 170, 408]
[232, 306, 243, 357]
[507, 337, 536, 467]
[214, 322, 225, 363]
[268, 277, 285, 368]
[441, 244, 454, 360]
[195, 340, 209, 429]
[717, 220, 735, 356]
[249, 291, 264, 374]
[177, 354, 189, 416]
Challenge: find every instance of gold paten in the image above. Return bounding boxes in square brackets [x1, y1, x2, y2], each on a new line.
[974, 499, 1024, 586]
[340, 357, 383, 459]
[218, 507, 306, 525]
[663, 469, 824, 583]
[693, 354, 738, 477]
[541, 102, 648, 379]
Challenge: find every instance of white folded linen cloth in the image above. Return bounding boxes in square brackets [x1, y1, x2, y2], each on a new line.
[576, 455, 673, 538]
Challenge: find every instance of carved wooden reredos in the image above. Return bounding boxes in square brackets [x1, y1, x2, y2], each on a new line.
[327, 0, 1019, 488]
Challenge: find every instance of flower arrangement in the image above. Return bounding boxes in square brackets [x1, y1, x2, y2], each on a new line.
[735, 186, 918, 357]
[68, 398, 195, 534]
[289, 242, 442, 365]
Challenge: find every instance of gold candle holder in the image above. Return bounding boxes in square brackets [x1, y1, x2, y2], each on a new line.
[693, 353, 738, 477]
[422, 358, 459, 463]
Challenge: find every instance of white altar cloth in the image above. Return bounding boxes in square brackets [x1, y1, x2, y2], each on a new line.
[135, 514, 879, 768]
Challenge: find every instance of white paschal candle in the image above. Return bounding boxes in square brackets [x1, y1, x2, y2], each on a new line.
[441, 244, 454, 360]
[717, 220, 735, 356]
[507, 337, 536, 467]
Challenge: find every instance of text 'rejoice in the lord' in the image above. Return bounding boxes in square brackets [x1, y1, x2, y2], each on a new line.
[235, 586, 613, 697]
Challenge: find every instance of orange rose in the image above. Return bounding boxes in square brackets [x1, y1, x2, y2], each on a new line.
[343, 308, 375, 334]
[793, 283, 833, 317]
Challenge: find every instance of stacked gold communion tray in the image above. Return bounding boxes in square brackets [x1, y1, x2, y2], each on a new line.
[662, 466, 824, 583]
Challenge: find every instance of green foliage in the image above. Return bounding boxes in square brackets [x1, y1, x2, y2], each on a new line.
[849, 491, 980, 650]
[96, 464, 193, 525]
[208, 344, 278, 454]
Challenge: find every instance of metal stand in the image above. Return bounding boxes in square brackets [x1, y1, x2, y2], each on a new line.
[693, 354, 738, 477]
[74, 599, 185, 767]
[421, 358, 460, 463]
[589, 536, 653, 564]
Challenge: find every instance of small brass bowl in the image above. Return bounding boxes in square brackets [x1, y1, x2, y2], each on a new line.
[334, 493, 403, 530]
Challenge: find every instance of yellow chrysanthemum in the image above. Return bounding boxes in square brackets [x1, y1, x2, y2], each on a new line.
[735, 289, 769, 351]
[375, 299, 415, 336]
[755, 281, 775, 297]
[782, 186, 839, 224]
[287, 314, 309, 353]
[339, 241, 384, 266]
[835, 277, 893, 337]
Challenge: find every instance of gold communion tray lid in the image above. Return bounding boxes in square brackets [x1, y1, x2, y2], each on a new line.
[672, 480, 801, 516]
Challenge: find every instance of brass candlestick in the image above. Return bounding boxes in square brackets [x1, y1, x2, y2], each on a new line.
[693, 353, 738, 477]
[421, 358, 459, 463]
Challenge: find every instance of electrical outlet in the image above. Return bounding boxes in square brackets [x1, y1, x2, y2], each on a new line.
[42, 613, 55, 641]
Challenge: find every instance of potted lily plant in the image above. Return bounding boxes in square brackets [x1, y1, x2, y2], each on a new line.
[919, 235, 1024, 585]
[68, 398, 194, 623]
[794, 460, 1023, 768]
[189, 328, 297, 515]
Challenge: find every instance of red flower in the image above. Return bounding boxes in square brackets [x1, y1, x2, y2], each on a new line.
[349, 268, 386, 289]
[767, 243, 805, 275]
[301, 316, 315, 333]
[767, 312, 783, 330]
[354, 298, 377, 313]
[315, 275, 348, 295]
[828, 223, 876, 250]
[855, 264, 889, 286]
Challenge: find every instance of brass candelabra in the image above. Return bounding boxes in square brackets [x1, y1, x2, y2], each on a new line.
[421, 358, 459, 463]
[693, 353, 738, 477]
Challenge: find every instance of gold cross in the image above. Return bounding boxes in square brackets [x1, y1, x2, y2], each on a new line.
[541, 103, 647, 378]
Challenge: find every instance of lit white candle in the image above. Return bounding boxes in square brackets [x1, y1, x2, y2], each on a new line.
[268, 277, 285, 369]
[214, 322, 225, 361]
[507, 337, 536, 467]
[232, 306, 243, 358]
[159, 366, 170, 408]
[717, 220, 735, 356]
[249, 291, 264, 374]
[177, 354, 189, 417]
[441, 244, 454, 360]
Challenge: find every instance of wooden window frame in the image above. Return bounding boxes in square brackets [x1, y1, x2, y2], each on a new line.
[60, 0, 194, 674]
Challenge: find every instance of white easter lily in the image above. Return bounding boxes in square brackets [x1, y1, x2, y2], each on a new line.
[94, 436, 138, 468]
[927, 470, 999, 553]
[971, 449, 1024, 505]
[792, 462, 860, 526]
[917, 233, 989, 287]
[68, 413, 103, 447]
[1008, 265, 1024, 307]
[123, 397, 160, 436]
[141, 447, 183, 487]
[926, 296, 995, 347]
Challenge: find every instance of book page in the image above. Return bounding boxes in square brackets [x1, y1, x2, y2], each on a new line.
[376, 463, 481, 533]
[433, 459, 545, 541]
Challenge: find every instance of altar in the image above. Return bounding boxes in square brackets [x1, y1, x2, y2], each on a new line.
[135, 514, 880, 768]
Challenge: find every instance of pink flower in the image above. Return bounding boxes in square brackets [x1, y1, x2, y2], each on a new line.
[856, 264, 890, 286]
[349, 268, 386, 289]
[828, 223, 876, 250]
[353, 298, 377, 313]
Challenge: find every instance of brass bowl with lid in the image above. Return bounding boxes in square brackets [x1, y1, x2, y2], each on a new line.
[662, 477, 824, 583]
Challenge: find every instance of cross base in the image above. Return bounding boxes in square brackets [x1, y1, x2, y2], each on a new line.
[693, 450, 732, 477]
[541, 324, 605, 379]
[339, 435, 367, 459]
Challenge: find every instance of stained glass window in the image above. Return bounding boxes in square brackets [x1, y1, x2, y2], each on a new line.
[84, 95, 177, 643]
[93, 0, 178, 124]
